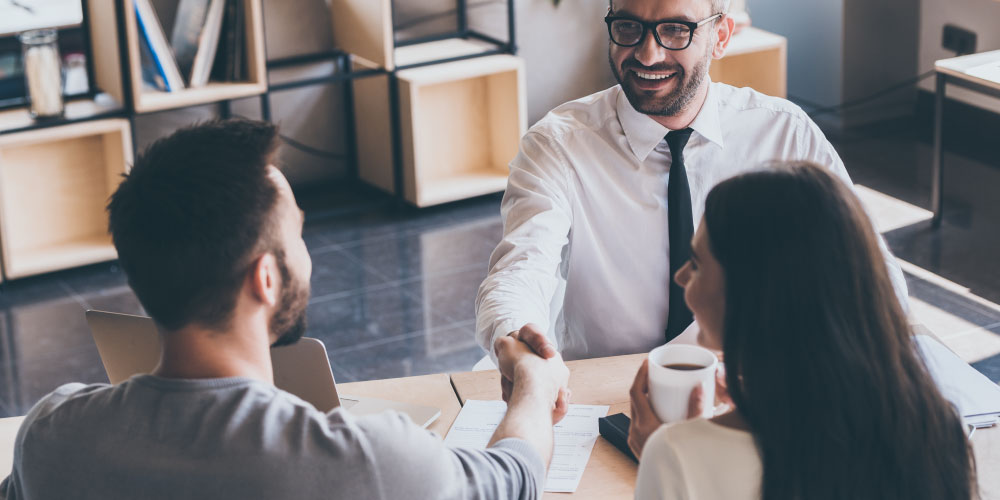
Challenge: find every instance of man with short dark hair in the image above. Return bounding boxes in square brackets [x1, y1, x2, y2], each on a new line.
[1, 118, 569, 500]
[476, 0, 907, 365]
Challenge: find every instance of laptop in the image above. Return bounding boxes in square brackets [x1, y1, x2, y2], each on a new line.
[85, 310, 440, 427]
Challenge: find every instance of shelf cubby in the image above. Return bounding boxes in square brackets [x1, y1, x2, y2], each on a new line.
[330, 0, 509, 70]
[709, 27, 787, 98]
[87, 0, 268, 114]
[0, 119, 132, 279]
[353, 54, 526, 207]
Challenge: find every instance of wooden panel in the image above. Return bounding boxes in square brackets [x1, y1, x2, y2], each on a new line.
[0, 95, 122, 135]
[486, 67, 527, 170]
[330, 0, 394, 70]
[86, 0, 125, 105]
[137, 82, 268, 113]
[722, 26, 786, 57]
[0, 119, 132, 279]
[710, 46, 787, 98]
[416, 169, 509, 207]
[710, 26, 787, 98]
[398, 77, 419, 203]
[395, 55, 525, 207]
[351, 59, 395, 195]
[395, 38, 497, 69]
[338, 373, 462, 438]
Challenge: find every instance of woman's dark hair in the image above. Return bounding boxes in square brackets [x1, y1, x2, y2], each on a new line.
[107, 118, 282, 331]
[703, 162, 975, 499]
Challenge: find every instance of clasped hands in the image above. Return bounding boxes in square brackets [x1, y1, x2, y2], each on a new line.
[493, 324, 571, 423]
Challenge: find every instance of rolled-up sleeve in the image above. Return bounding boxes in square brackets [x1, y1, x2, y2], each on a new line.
[475, 131, 574, 362]
[357, 412, 546, 500]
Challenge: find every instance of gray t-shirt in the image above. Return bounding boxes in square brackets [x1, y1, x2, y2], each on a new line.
[1, 376, 545, 499]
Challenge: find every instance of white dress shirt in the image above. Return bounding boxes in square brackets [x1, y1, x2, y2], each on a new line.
[475, 82, 907, 361]
[634, 419, 761, 500]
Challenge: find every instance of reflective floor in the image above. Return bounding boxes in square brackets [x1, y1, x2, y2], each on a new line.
[0, 116, 997, 417]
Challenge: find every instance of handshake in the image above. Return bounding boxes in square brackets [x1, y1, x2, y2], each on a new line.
[494, 324, 571, 424]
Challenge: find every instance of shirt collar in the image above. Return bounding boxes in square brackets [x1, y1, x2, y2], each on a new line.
[615, 82, 725, 162]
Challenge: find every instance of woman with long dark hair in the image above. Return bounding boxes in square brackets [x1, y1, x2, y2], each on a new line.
[629, 162, 976, 499]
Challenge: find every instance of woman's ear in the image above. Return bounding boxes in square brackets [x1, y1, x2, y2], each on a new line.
[248, 253, 280, 307]
[712, 16, 735, 59]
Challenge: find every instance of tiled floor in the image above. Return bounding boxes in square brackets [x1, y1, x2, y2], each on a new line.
[0, 116, 997, 418]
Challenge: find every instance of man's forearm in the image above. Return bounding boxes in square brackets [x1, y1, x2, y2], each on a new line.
[488, 379, 556, 466]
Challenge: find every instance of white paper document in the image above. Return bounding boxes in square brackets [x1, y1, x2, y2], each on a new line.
[444, 400, 609, 493]
[916, 335, 1000, 427]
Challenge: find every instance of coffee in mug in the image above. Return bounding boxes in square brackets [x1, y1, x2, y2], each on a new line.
[662, 363, 706, 371]
[647, 344, 718, 423]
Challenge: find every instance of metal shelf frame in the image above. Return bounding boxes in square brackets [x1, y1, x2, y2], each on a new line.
[0, 0, 518, 206]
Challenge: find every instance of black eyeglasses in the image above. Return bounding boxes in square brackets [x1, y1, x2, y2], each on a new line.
[605, 13, 723, 51]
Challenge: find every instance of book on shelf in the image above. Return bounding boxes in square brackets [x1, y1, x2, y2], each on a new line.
[137, 30, 167, 91]
[170, 0, 227, 87]
[211, 0, 247, 82]
[134, 0, 185, 92]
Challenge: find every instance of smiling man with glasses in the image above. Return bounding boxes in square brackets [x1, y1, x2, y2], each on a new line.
[476, 0, 908, 369]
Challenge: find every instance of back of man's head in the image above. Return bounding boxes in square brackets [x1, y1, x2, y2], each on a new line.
[108, 118, 281, 332]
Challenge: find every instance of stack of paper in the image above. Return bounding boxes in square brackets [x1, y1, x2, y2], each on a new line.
[916, 335, 1000, 428]
[444, 400, 609, 493]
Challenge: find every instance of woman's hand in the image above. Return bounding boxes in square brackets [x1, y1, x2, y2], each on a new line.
[629, 360, 732, 458]
[628, 360, 665, 457]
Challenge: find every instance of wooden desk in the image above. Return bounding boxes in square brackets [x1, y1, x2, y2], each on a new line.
[451, 354, 647, 499]
[339, 373, 462, 437]
[932, 50, 1000, 227]
[451, 352, 1000, 500]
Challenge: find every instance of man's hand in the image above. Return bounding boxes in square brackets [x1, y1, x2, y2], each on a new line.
[494, 331, 570, 424]
[497, 324, 557, 402]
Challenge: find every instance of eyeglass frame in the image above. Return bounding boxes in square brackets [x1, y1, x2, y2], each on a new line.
[604, 13, 724, 51]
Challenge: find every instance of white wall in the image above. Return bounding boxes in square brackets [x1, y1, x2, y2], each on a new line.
[918, 0, 1000, 113]
[746, 0, 845, 108]
[503, 0, 617, 125]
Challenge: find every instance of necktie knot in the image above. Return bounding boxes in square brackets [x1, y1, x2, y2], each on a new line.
[665, 128, 694, 158]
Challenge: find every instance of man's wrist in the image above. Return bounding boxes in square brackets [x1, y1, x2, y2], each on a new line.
[512, 364, 559, 403]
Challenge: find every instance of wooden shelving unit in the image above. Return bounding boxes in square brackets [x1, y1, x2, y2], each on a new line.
[0, 0, 518, 279]
[87, 0, 267, 114]
[710, 27, 787, 98]
[0, 119, 132, 279]
[331, 0, 509, 71]
[333, 0, 523, 207]
[397, 55, 525, 207]
[0, 0, 273, 280]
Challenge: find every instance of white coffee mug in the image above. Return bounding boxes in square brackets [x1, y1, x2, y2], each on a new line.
[647, 344, 719, 423]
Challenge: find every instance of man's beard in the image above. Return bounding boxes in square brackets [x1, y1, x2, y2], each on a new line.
[611, 47, 710, 117]
[269, 255, 310, 348]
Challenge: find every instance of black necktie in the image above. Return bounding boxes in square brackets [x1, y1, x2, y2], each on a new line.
[665, 128, 695, 341]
